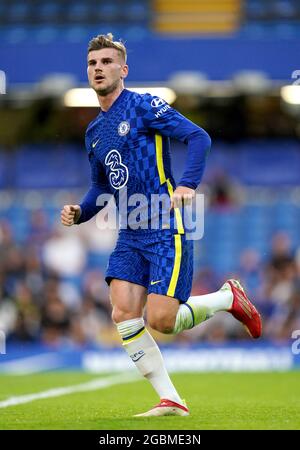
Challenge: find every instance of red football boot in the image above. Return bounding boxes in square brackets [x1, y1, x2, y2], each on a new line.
[225, 279, 262, 339]
[134, 398, 189, 417]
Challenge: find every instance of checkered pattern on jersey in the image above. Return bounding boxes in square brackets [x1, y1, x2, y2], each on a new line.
[135, 94, 186, 136]
[84, 90, 186, 233]
[134, 139, 157, 189]
[124, 92, 178, 229]
[122, 92, 179, 190]
[124, 92, 140, 131]
[124, 93, 160, 192]
[94, 93, 132, 159]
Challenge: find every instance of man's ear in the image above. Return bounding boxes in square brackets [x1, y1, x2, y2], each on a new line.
[121, 64, 129, 80]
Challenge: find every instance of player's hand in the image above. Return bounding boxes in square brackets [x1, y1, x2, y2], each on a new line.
[61, 205, 81, 226]
[170, 186, 195, 210]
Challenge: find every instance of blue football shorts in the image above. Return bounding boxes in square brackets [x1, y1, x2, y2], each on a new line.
[105, 230, 193, 303]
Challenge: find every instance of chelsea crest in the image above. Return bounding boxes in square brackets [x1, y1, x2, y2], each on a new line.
[118, 121, 130, 136]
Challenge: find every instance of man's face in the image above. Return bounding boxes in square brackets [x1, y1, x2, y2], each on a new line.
[87, 48, 128, 96]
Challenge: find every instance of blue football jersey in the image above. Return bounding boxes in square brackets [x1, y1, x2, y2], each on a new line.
[82, 88, 210, 233]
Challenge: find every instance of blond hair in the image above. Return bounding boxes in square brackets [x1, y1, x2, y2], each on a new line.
[87, 33, 127, 63]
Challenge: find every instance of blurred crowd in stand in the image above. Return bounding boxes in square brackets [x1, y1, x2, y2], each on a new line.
[185, 231, 300, 343]
[0, 204, 299, 347]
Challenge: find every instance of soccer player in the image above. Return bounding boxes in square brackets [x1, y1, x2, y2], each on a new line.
[61, 34, 262, 417]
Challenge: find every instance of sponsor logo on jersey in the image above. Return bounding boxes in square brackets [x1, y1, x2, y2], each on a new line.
[155, 104, 171, 118]
[118, 121, 130, 136]
[105, 149, 129, 189]
[151, 97, 166, 108]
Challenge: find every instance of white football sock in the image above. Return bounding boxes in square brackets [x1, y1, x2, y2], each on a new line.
[117, 317, 182, 404]
[173, 285, 233, 334]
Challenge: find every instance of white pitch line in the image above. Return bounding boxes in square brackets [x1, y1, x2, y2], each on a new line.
[0, 372, 141, 409]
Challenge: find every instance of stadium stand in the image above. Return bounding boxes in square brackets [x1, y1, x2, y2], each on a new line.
[0, 140, 299, 276]
[1, 0, 300, 348]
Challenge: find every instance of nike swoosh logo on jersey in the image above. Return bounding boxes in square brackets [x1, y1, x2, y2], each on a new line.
[92, 138, 100, 148]
[150, 280, 163, 285]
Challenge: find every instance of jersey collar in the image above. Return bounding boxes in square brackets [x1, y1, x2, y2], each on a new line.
[100, 88, 130, 116]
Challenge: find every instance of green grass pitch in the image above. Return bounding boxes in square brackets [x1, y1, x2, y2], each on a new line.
[0, 372, 299, 430]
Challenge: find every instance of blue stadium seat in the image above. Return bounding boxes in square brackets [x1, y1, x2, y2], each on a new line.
[65, 26, 89, 43]
[36, 2, 61, 23]
[97, 3, 120, 22]
[273, 0, 297, 18]
[0, 151, 10, 188]
[4, 25, 31, 44]
[245, 0, 270, 19]
[123, 2, 149, 22]
[87, 251, 110, 270]
[67, 2, 91, 22]
[5, 207, 29, 242]
[14, 145, 89, 189]
[34, 26, 59, 44]
[122, 26, 149, 41]
[6, 2, 30, 23]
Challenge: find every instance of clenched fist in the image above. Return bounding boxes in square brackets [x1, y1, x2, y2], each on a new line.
[170, 186, 195, 210]
[61, 205, 81, 226]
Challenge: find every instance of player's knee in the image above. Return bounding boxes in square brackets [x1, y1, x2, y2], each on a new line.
[111, 307, 137, 324]
[147, 312, 175, 334]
